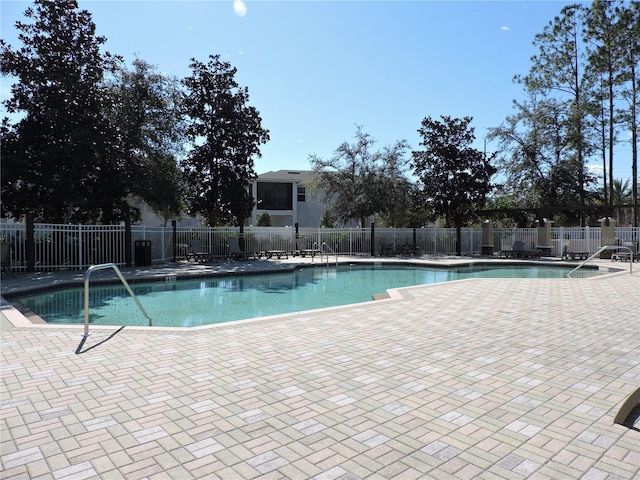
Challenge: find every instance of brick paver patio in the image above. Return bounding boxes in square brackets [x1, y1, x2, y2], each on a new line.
[1, 257, 638, 479]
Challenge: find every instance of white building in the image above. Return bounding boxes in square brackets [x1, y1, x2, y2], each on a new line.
[248, 170, 326, 227]
[136, 169, 336, 228]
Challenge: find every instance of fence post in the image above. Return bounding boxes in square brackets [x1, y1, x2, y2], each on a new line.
[558, 226, 564, 257]
[434, 228, 438, 255]
[160, 225, 165, 263]
[584, 226, 589, 254]
[391, 227, 396, 255]
[78, 224, 83, 269]
[349, 228, 353, 256]
[207, 226, 215, 255]
[370, 223, 375, 256]
[125, 218, 132, 267]
[26, 213, 35, 272]
[172, 221, 177, 262]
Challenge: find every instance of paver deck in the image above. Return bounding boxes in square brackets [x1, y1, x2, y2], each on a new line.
[1, 256, 638, 479]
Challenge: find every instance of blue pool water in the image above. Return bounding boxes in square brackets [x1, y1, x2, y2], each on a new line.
[18, 264, 605, 327]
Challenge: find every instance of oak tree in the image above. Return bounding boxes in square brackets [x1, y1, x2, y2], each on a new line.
[309, 126, 410, 227]
[181, 55, 269, 226]
[412, 116, 496, 255]
[0, 0, 126, 223]
[106, 58, 186, 224]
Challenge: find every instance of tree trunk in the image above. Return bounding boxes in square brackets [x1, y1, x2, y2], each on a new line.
[632, 113, 638, 227]
[608, 76, 615, 206]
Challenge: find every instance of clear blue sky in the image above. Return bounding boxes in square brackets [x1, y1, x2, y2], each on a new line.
[1, 0, 634, 181]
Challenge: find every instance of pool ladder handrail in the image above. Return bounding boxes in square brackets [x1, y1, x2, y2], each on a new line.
[320, 242, 338, 267]
[82, 263, 153, 338]
[566, 245, 633, 278]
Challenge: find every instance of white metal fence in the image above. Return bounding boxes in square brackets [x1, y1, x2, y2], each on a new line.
[1, 222, 638, 272]
[1, 223, 128, 271]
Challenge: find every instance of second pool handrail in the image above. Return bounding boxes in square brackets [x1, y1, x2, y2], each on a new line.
[321, 242, 338, 267]
[566, 245, 633, 278]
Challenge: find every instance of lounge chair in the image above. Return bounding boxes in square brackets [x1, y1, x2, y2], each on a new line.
[186, 239, 212, 262]
[292, 238, 321, 258]
[499, 240, 540, 259]
[379, 243, 395, 256]
[611, 241, 638, 262]
[1, 242, 14, 277]
[396, 242, 421, 256]
[228, 238, 256, 260]
[561, 242, 589, 260]
[259, 239, 288, 259]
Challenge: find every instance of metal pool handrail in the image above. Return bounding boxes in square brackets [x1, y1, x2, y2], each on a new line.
[566, 245, 633, 278]
[321, 242, 338, 267]
[82, 263, 153, 337]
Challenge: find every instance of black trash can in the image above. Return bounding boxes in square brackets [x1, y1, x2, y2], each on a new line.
[134, 240, 152, 266]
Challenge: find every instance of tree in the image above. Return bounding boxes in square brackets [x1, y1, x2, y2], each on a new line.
[411, 116, 496, 255]
[181, 55, 269, 226]
[616, 1, 640, 226]
[584, 0, 640, 226]
[487, 3, 639, 225]
[488, 92, 575, 213]
[318, 209, 337, 228]
[586, 0, 619, 205]
[611, 178, 633, 225]
[585, 0, 636, 207]
[0, 0, 127, 223]
[482, 192, 533, 227]
[143, 154, 186, 226]
[520, 4, 593, 224]
[106, 58, 186, 223]
[256, 212, 272, 227]
[309, 125, 410, 227]
[375, 142, 418, 227]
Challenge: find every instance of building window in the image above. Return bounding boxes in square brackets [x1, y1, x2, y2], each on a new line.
[297, 186, 306, 202]
[257, 182, 292, 210]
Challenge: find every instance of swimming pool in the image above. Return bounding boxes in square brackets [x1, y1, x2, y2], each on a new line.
[15, 264, 607, 328]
